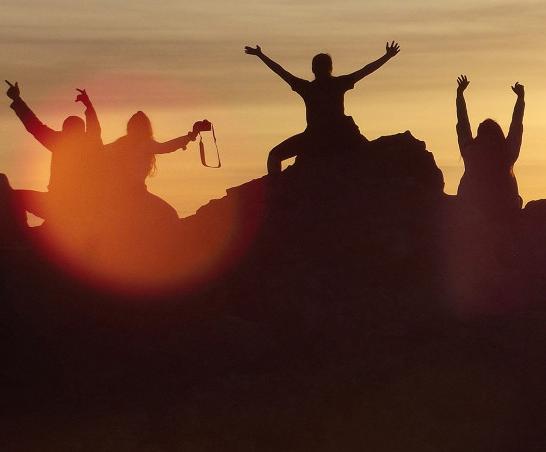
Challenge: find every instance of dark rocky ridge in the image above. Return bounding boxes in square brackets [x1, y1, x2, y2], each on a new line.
[1, 132, 546, 451]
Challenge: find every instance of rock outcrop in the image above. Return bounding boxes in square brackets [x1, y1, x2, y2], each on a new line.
[1, 132, 546, 451]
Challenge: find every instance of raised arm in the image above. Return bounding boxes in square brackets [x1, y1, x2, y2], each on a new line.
[6, 80, 59, 151]
[506, 82, 525, 164]
[344, 41, 400, 85]
[75, 88, 102, 144]
[455, 75, 473, 152]
[244, 45, 303, 88]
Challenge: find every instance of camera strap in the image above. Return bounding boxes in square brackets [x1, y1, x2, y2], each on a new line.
[199, 123, 221, 168]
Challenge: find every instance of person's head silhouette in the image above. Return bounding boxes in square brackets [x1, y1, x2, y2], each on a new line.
[62, 116, 86, 137]
[127, 111, 153, 140]
[312, 53, 333, 79]
[476, 119, 505, 148]
[124, 111, 157, 175]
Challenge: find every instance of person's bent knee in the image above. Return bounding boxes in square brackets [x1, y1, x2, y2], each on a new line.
[267, 151, 282, 175]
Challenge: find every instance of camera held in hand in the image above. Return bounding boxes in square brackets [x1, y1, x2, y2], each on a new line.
[192, 119, 221, 169]
[193, 119, 212, 134]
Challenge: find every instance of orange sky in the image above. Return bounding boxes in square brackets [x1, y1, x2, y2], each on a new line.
[2, 0, 546, 218]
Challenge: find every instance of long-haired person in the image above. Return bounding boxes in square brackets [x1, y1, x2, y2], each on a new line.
[455, 75, 525, 219]
[104, 111, 203, 222]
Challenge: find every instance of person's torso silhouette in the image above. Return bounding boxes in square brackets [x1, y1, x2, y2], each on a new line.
[104, 111, 199, 194]
[6, 83, 103, 222]
[455, 76, 524, 218]
[106, 135, 155, 192]
[290, 75, 355, 132]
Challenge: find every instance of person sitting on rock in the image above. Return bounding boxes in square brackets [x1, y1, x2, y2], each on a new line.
[244, 42, 401, 174]
[5, 81, 103, 226]
[103, 111, 204, 223]
[455, 75, 525, 219]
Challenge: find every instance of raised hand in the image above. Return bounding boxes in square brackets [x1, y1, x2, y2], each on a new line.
[75, 88, 91, 107]
[244, 45, 262, 56]
[511, 82, 525, 97]
[5, 80, 20, 100]
[457, 75, 470, 93]
[385, 41, 400, 58]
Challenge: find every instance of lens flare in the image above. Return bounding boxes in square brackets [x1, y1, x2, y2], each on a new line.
[9, 72, 264, 296]
[27, 181, 266, 297]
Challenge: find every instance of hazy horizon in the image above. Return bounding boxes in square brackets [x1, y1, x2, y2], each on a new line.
[3, 0, 546, 218]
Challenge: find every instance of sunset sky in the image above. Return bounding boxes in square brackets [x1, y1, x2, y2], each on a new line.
[2, 0, 546, 218]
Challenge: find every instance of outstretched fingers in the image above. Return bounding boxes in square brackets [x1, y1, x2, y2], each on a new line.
[457, 74, 469, 88]
[74, 88, 90, 104]
[386, 41, 401, 57]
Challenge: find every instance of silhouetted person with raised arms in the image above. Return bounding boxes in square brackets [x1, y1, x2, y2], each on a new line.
[104, 112, 206, 221]
[5, 81, 102, 223]
[244, 42, 401, 174]
[455, 75, 525, 219]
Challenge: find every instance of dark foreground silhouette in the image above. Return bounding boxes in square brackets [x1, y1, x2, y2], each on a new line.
[2, 130, 546, 451]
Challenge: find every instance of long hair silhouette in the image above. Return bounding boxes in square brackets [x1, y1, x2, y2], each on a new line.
[475, 119, 506, 150]
[127, 111, 153, 139]
[117, 111, 157, 177]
